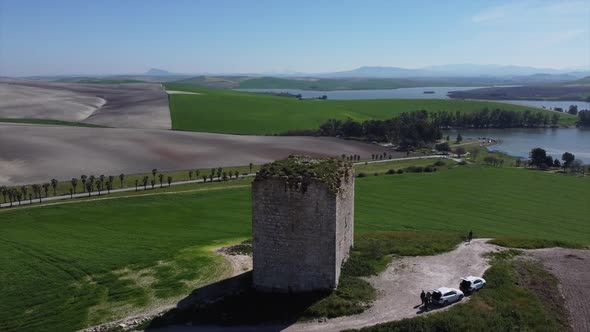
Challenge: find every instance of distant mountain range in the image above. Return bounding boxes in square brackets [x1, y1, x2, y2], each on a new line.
[144, 68, 174, 76]
[317, 65, 590, 79]
[16, 65, 590, 85]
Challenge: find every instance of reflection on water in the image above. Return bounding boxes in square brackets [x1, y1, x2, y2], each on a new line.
[236, 87, 481, 100]
[446, 128, 590, 163]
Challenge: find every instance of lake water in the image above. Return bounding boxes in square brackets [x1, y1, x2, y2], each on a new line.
[237, 86, 485, 100]
[446, 128, 590, 163]
[236, 87, 590, 110]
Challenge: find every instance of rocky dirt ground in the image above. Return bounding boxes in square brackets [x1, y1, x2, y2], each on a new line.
[527, 248, 590, 332]
[150, 239, 503, 332]
[287, 239, 501, 332]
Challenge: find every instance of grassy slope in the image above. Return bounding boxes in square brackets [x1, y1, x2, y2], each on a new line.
[0, 118, 105, 127]
[165, 83, 577, 134]
[1, 166, 589, 331]
[0, 186, 251, 332]
[356, 166, 590, 245]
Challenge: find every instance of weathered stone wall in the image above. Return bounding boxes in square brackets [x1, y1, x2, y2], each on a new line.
[335, 172, 355, 283]
[252, 171, 354, 292]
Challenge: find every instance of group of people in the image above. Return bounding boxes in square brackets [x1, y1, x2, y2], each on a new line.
[419, 230, 473, 310]
[420, 290, 434, 309]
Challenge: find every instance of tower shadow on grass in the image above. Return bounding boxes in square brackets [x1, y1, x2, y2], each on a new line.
[147, 271, 330, 330]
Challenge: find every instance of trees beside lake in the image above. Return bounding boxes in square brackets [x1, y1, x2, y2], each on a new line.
[578, 110, 590, 127]
[528, 148, 585, 174]
[314, 109, 565, 146]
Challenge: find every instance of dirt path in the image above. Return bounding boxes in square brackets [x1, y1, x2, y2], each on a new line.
[287, 239, 500, 332]
[155, 239, 501, 332]
[527, 248, 590, 332]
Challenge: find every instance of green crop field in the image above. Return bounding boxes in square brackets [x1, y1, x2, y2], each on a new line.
[0, 186, 252, 332]
[165, 83, 577, 134]
[1, 166, 588, 331]
[356, 166, 590, 244]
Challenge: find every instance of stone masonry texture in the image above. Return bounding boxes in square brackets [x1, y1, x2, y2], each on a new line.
[252, 157, 354, 292]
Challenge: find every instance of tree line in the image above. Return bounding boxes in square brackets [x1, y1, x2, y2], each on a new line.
[528, 148, 586, 174]
[578, 110, 590, 126]
[311, 108, 576, 147]
[0, 164, 255, 208]
[319, 111, 442, 148]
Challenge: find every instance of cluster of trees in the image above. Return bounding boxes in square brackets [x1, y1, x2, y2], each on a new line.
[319, 111, 442, 148]
[316, 108, 567, 147]
[578, 110, 590, 126]
[200, 167, 241, 183]
[371, 152, 393, 160]
[434, 140, 466, 158]
[431, 108, 560, 128]
[74, 174, 126, 196]
[1, 180, 56, 207]
[528, 148, 585, 173]
[341, 154, 361, 162]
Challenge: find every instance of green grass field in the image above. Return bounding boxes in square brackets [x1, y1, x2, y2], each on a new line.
[1, 166, 588, 331]
[355, 167, 590, 244]
[164, 83, 577, 134]
[0, 186, 251, 332]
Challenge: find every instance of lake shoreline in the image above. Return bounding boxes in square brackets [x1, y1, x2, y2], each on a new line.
[445, 127, 590, 163]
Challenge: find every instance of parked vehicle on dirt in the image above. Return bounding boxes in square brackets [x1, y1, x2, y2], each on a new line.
[431, 287, 464, 305]
[460, 276, 486, 293]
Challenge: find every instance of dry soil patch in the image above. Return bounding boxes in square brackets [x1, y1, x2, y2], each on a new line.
[0, 123, 389, 186]
[0, 80, 170, 129]
[527, 248, 590, 332]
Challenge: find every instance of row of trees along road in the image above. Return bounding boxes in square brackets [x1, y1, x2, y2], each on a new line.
[528, 148, 586, 173]
[0, 165, 251, 208]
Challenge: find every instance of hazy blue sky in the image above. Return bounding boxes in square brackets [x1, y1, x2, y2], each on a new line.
[1, 0, 589, 76]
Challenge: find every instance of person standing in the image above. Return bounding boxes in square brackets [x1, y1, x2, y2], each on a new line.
[420, 290, 426, 307]
[426, 291, 432, 309]
[468, 230, 473, 244]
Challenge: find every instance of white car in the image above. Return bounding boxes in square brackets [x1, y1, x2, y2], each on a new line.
[431, 287, 464, 305]
[460, 276, 486, 293]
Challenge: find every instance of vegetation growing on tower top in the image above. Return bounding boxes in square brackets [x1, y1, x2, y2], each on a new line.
[255, 155, 353, 193]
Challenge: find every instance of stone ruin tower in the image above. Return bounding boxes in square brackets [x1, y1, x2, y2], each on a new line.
[252, 155, 354, 292]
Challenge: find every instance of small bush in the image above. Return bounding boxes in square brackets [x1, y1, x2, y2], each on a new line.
[396, 169, 404, 174]
[405, 166, 424, 173]
[458, 160, 468, 165]
[489, 237, 584, 249]
[373, 172, 379, 176]
[433, 160, 446, 167]
[424, 166, 437, 172]
[386, 169, 396, 175]
[357, 172, 367, 178]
